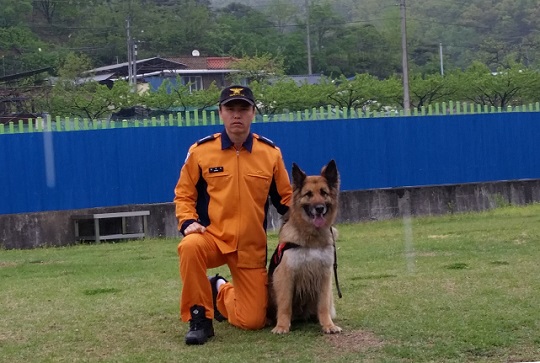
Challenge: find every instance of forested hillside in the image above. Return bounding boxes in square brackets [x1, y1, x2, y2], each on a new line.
[1, 0, 539, 78]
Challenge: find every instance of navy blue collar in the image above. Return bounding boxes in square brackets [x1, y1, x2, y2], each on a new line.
[221, 130, 253, 152]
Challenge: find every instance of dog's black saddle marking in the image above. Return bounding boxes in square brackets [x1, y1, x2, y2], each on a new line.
[268, 242, 300, 276]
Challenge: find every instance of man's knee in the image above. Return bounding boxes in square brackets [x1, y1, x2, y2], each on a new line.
[177, 234, 203, 257]
[236, 309, 267, 330]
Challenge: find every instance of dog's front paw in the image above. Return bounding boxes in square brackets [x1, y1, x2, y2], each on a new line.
[271, 325, 290, 334]
[322, 324, 342, 334]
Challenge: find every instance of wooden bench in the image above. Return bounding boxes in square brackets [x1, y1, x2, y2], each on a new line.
[72, 211, 150, 243]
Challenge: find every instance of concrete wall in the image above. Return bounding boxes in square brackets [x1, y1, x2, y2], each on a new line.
[2, 179, 540, 250]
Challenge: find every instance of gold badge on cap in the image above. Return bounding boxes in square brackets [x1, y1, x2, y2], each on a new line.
[229, 87, 244, 96]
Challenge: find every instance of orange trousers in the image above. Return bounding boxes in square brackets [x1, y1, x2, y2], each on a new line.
[177, 232, 268, 330]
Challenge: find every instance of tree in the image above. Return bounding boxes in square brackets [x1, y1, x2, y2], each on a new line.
[189, 82, 221, 110]
[327, 24, 396, 78]
[208, 3, 282, 56]
[46, 80, 138, 119]
[262, 0, 299, 35]
[409, 73, 456, 110]
[229, 54, 285, 84]
[138, 0, 215, 57]
[325, 74, 382, 110]
[249, 79, 331, 115]
[454, 61, 538, 108]
[42, 53, 139, 119]
[33, 0, 58, 24]
[141, 77, 219, 112]
[0, 26, 54, 75]
[377, 75, 406, 109]
[0, 0, 32, 27]
[307, 1, 344, 74]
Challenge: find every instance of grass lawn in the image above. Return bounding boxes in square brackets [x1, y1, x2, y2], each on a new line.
[1, 204, 540, 362]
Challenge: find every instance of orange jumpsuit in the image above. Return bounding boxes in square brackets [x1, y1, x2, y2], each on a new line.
[174, 130, 292, 329]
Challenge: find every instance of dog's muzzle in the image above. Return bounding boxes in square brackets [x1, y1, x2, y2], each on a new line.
[304, 204, 329, 228]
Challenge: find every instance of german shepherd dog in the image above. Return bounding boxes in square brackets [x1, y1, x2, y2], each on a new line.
[267, 160, 342, 334]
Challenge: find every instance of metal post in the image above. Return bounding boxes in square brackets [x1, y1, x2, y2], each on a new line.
[305, 0, 312, 75]
[439, 42, 444, 76]
[126, 17, 133, 89]
[132, 42, 137, 90]
[400, 0, 411, 115]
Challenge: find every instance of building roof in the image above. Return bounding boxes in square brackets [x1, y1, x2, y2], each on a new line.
[0, 67, 53, 83]
[287, 74, 325, 85]
[84, 57, 189, 77]
[82, 56, 239, 82]
[165, 56, 237, 70]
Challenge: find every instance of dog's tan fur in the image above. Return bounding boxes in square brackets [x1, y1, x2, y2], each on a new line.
[268, 160, 342, 334]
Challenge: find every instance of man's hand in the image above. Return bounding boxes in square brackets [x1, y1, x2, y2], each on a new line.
[184, 222, 206, 235]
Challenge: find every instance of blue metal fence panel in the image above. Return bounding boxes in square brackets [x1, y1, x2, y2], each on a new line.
[1, 113, 539, 214]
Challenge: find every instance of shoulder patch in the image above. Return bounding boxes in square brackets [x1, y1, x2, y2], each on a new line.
[197, 134, 217, 145]
[255, 134, 276, 148]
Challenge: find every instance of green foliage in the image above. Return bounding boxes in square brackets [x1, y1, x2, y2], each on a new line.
[250, 79, 329, 115]
[190, 82, 221, 110]
[0, 26, 53, 74]
[207, 3, 282, 57]
[4, 0, 540, 82]
[453, 61, 539, 108]
[142, 79, 179, 111]
[57, 52, 94, 79]
[4, 0, 540, 117]
[41, 53, 138, 119]
[46, 80, 138, 119]
[143, 77, 220, 111]
[326, 74, 383, 109]
[0, 0, 32, 27]
[409, 73, 455, 110]
[229, 54, 285, 84]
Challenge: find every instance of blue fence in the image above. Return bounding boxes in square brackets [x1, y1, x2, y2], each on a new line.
[1, 112, 539, 215]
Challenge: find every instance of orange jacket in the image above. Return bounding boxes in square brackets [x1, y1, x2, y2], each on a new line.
[174, 131, 292, 268]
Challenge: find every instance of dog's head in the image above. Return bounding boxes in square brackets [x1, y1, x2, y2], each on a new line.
[291, 160, 340, 229]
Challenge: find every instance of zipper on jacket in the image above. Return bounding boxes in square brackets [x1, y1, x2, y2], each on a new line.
[235, 148, 241, 246]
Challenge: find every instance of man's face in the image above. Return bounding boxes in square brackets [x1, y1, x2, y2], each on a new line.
[219, 100, 256, 137]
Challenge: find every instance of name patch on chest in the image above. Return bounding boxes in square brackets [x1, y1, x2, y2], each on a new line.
[209, 166, 224, 173]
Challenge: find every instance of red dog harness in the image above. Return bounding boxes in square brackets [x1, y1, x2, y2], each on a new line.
[267, 229, 342, 298]
[268, 242, 300, 276]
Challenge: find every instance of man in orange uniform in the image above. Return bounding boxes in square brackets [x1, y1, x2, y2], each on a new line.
[174, 85, 292, 345]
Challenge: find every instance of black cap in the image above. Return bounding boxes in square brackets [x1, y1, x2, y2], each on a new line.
[219, 85, 255, 106]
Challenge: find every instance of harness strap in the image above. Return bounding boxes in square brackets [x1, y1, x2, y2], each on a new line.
[268, 242, 300, 276]
[268, 228, 342, 299]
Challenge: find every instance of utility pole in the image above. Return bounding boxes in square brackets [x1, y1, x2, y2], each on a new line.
[399, 0, 411, 115]
[132, 40, 137, 89]
[126, 16, 137, 92]
[126, 16, 134, 91]
[126, 0, 137, 93]
[305, 0, 312, 75]
[439, 42, 444, 76]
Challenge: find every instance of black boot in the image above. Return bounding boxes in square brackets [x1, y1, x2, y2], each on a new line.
[208, 274, 228, 322]
[185, 305, 214, 345]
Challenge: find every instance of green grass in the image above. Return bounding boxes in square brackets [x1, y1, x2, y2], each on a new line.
[1, 204, 540, 362]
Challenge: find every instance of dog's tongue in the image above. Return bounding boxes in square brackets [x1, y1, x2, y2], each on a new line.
[313, 216, 326, 228]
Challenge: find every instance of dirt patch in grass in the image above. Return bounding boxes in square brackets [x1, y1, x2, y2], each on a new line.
[325, 329, 384, 353]
[0, 261, 18, 268]
[427, 234, 451, 239]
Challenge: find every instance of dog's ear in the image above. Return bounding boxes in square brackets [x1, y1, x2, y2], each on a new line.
[292, 163, 306, 190]
[321, 160, 339, 189]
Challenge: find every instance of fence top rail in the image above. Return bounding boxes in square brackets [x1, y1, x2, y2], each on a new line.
[1, 101, 539, 135]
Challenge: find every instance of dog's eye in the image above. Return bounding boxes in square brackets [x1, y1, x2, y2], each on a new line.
[320, 189, 328, 196]
[304, 191, 313, 198]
